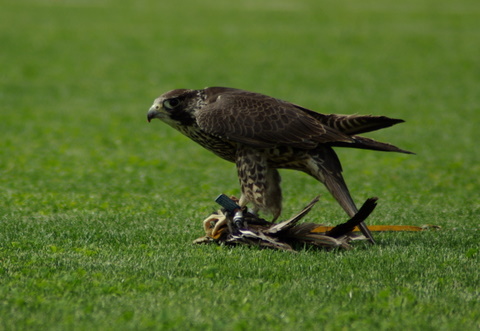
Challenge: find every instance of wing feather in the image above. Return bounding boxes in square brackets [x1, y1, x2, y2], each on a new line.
[196, 88, 352, 149]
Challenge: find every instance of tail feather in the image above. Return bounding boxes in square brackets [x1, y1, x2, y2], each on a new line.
[295, 105, 406, 135]
[320, 114, 405, 135]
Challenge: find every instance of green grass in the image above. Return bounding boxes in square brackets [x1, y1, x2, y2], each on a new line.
[1, 0, 479, 330]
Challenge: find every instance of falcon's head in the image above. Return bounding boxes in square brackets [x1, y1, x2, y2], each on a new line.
[147, 89, 204, 127]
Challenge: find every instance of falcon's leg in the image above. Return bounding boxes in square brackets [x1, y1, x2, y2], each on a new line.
[236, 146, 283, 221]
[305, 146, 376, 244]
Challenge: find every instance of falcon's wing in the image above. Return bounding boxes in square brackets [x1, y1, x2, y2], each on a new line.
[196, 87, 353, 149]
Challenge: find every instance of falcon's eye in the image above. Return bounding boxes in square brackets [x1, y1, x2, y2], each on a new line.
[163, 98, 180, 110]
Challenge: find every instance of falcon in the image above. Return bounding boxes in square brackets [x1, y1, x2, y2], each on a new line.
[147, 87, 413, 243]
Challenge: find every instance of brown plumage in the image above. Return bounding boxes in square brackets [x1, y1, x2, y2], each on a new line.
[147, 87, 413, 243]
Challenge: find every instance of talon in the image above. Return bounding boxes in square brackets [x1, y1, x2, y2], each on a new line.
[203, 214, 228, 238]
[211, 214, 227, 237]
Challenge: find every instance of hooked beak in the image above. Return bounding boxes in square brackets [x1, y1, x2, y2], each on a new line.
[147, 105, 160, 122]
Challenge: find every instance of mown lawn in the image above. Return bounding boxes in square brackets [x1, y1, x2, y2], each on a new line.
[1, 0, 479, 330]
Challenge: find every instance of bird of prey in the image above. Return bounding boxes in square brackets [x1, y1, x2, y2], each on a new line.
[147, 87, 413, 243]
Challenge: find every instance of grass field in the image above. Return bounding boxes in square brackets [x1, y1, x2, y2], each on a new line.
[1, 0, 479, 330]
